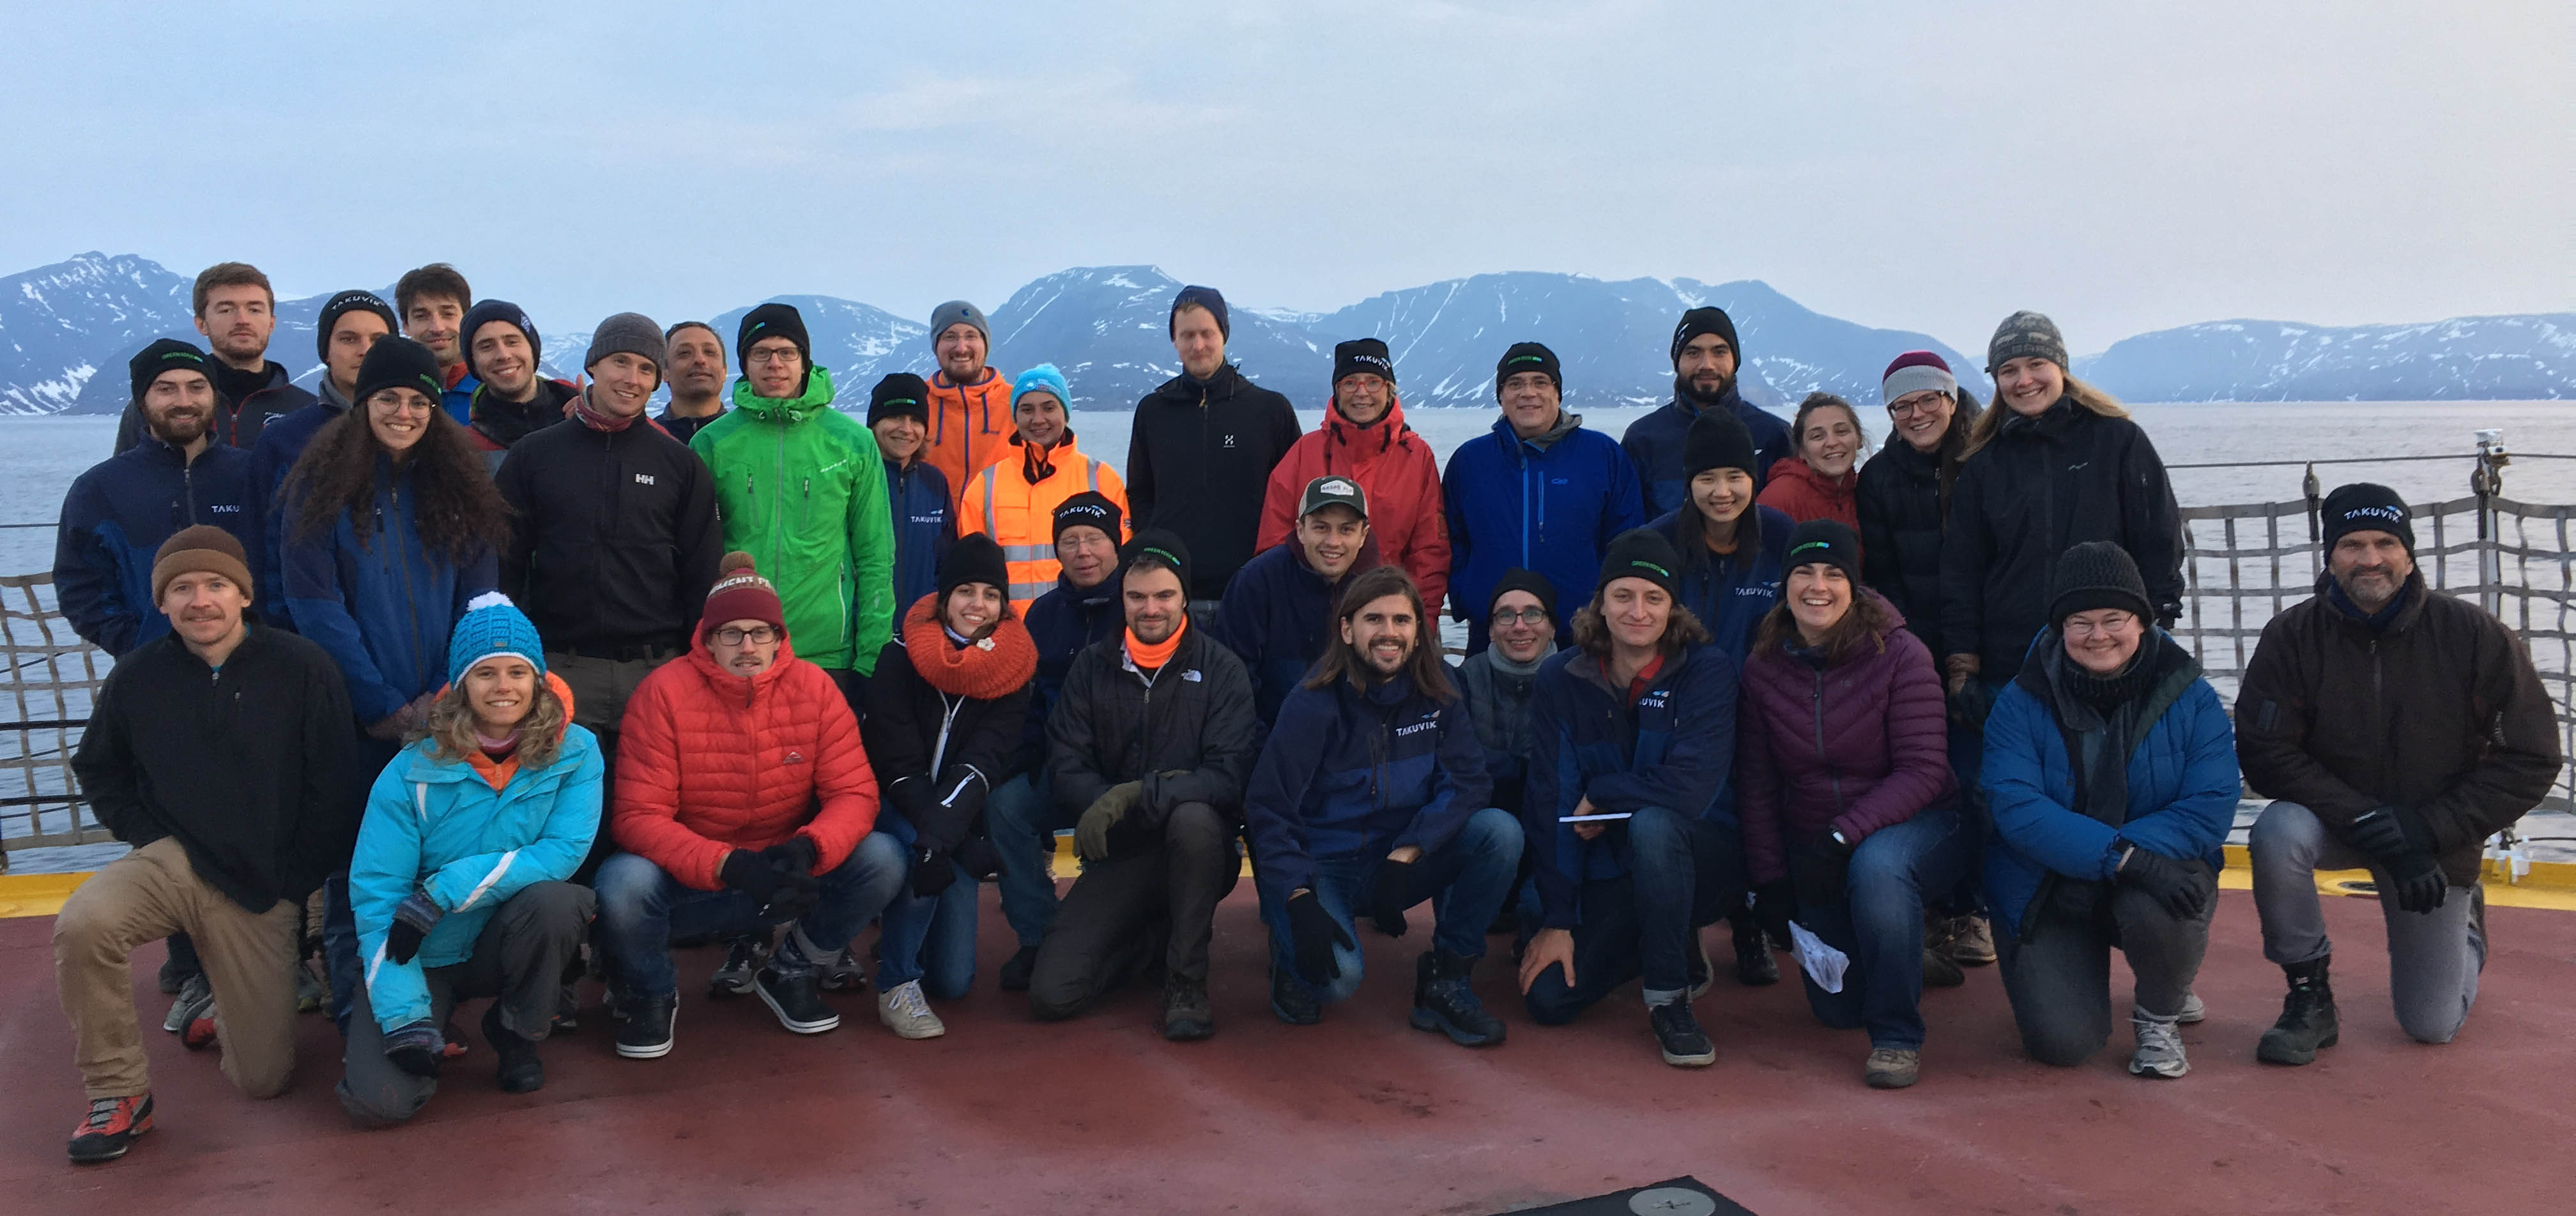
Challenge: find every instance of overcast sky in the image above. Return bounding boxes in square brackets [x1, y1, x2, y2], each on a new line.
[10, 1, 2567, 356]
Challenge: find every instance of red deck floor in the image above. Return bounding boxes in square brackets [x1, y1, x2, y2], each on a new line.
[3, 885, 2572, 1215]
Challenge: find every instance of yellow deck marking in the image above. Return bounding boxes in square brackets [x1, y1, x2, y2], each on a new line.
[0, 871, 91, 919]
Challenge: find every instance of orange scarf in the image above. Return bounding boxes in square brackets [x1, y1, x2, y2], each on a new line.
[900, 594, 1038, 700]
[1124, 613, 1187, 671]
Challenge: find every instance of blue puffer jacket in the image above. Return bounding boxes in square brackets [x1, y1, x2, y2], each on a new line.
[352, 692, 601, 1033]
[1649, 504, 1791, 665]
[1979, 630, 2237, 936]
[249, 384, 355, 627]
[1215, 538, 1381, 729]
[1243, 672, 1490, 903]
[1443, 413, 1646, 648]
[1526, 642, 1738, 929]
[883, 457, 955, 614]
[52, 439, 264, 657]
[280, 457, 500, 723]
[1019, 571, 1124, 775]
[1619, 391, 1794, 518]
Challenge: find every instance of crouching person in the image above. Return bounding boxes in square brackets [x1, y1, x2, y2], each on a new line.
[599, 554, 903, 1056]
[339, 595, 600, 1126]
[57, 528, 358, 1164]
[1517, 529, 1744, 1068]
[1249, 566, 1519, 1045]
[1032, 531, 1259, 1039]
[861, 535, 1036, 1038]
[1982, 542, 2235, 1078]
[2237, 486, 2558, 1062]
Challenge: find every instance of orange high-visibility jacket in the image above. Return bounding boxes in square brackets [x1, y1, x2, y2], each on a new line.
[959, 432, 1131, 609]
[924, 369, 1015, 517]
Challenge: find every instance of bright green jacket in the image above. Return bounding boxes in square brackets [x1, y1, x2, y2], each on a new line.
[689, 367, 894, 673]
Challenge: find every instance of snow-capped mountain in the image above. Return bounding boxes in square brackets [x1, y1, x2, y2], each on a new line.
[705, 294, 924, 393]
[2076, 314, 2576, 402]
[985, 266, 1327, 409]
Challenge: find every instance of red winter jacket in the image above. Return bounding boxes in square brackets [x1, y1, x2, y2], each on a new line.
[1257, 395, 1450, 614]
[1735, 592, 1955, 886]
[1755, 455, 1861, 536]
[612, 638, 879, 890]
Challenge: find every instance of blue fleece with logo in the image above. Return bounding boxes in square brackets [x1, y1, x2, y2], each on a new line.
[1441, 416, 1646, 645]
[1524, 644, 1738, 929]
[52, 439, 264, 657]
[1648, 503, 1793, 664]
[883, 457, 956, 614]
[1243, 672, 1491, 904]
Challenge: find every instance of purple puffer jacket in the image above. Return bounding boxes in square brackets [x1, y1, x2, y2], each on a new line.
[1736, 591, 1957, 885]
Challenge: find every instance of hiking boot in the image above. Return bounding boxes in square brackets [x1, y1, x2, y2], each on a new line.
[1687, 929, 1714, 999]
[757, 966, 841, 1035]
[615, 993, 677, 1060]
[2255, 956, 2338, 1066]
[295, 957, 327, 1014]
[482, 1004, 544, 1094]
[997, 945, 1039, 992]
[1269, 962, 1321, 1026]
[1161, 975, 1214, 1041]
[1948, 914, 1997, 965]
[2177, 991, 2205, 1024]
[68, 1094, 153, 1164]
[1731, 918, 1778, 987]
[875, 978, 943, 1039]
[2129, 1007, 2189, 1079]
[1864, 1047, 1921, 1090]
[163, 973, 213, 1037]
[818, 945, 869, 993]
[1922, 946, 1966, 989]
[1649, 1000, 1717, 1067]
[710, 937, 764, 997]
[1409, 950, 1505, 1047]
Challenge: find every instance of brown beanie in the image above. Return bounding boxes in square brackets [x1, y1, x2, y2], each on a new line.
[151, 526, 253, 604]
[700, 551, 787, 643]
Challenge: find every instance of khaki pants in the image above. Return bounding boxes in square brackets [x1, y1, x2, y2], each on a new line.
[549, 648, 680, 879]
[53, 838, 301, 1100]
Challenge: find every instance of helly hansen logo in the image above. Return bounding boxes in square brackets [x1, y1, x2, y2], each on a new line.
[1394, 719, 1438, 738]
[634, 473, 657, 486]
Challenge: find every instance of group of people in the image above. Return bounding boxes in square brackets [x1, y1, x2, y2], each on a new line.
[42, 263, 2559, 1165]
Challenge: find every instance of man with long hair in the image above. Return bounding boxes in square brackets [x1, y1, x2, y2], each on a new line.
[1245, 565, 1519, 1045]
[1519, 528, 1743, 1068]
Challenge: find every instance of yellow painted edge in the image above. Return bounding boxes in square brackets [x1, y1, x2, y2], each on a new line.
[0, 870, 91, 919]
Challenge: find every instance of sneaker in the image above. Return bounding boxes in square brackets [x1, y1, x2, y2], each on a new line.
[440, 1020, 469, 1059]
[1922, 946, 1966, 989]
[2177, 992, 2206, 1024]
[1948, 915, 1997, 966]
[157, 952, 188, 996]
[1648, 1000, 1717, 1068]
[615, 993, 677, 1060]
[1269, 962, 1321, 1026]
[2255, 957, 2338, 1067]
[710, 938, 764, 997]
[1161, 975, 1214, 1041]
[1864, 1046, 1921, 1090]
[818, 945, 868, 993]
[875, 978, 943, 1039]
[2129, 1007, 2189, 1079]
[997, 945, 1039, 993]
[756, 966, 841, 1035]
[1686, 930, 1714, 999]
[1731, 919, 1779, 987]
[182, 1007, 219, 1051]
[482, 1004, 544, 1094]
[1409, 950, 1506, 1047]
[294, 957, 327, 1014]
[162, 973, 213, 1036]
[67, 1094, 153, 1164]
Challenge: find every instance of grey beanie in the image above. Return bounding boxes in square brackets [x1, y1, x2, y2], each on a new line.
[1986, 310, 2068, 374]
[930, 300, 989, 344]
[586, 312, 667, 374]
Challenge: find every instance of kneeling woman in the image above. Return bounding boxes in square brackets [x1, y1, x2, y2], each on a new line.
[1737, 521, 1972, 1090]
[1981, 542, 2235, 1078]
[341, 595, 601, 1126]
[861, 535, 1036, 1039]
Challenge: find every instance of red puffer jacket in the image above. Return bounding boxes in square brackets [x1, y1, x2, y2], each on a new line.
[612, 638, 879, 890]
[1754, 455, 1860, 535]
[1255, 395, 1450, 614]
[1735, 591, 1955, 886]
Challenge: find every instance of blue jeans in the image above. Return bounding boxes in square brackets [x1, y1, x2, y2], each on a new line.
[1793, 803, 1978, 1049]
[876, 857, 977, 999]
[986, 772, 1074, 949]
[1259, 806, 1522, 1005]
[594, 833, 906, 998]
[1523, 805, 1744, 1024]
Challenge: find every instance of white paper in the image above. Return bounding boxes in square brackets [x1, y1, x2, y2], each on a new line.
[1786, 920, 1850, 994]
[1557, 812, 1634, 823]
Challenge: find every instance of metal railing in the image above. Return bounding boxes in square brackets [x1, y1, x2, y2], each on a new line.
[0, 573, 111, 858]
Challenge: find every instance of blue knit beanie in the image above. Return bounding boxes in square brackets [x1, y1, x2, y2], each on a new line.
[447, 592, 546, 684]
[1012, 363, 1072, 413]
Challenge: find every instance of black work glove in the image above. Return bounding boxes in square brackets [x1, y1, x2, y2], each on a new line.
[1946, 680, 1995, 733]
[2118, 847, 2210, 920]
[1285, 890, 1354, 987]
[1792, 833, 1855, 909]
[719, 849, 786, 908]
[1365, 859, 1414, 938]
[1751, 879, 1797, 945]
[2345, 804, 2437, 862]
[2382, 849, 2451, 915]
[761, 835, 820, 879]
[385, 892, 443, 965]
[953, 837, 1002, 881]
[910, 846, 957, 899]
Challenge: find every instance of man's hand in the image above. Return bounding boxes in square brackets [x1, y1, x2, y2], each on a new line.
[1075, 781, 1145, 862]
[1366, 857, 1415, 937]
[1286, 890, 1353, 985]
[2382, 850, 2451, 915]
[2116, 847, 2210, 920]
[1518, 927, 1576, 995]
[2345, 804, 2436, 862]
[1570, 795, 1606, 842]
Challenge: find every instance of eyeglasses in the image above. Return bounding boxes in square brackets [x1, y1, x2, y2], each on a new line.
[2062, 614, 2138, 639]
[1887, 395, 1949, 418]
[1491, 607, 1551, 627]
[746, 349, 802, 367]
[710, 625, 780, 646]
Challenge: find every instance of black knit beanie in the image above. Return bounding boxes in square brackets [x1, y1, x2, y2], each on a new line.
[2047, 540, 2153, 626]
[315, 291, 398, 363]
[129, 338, 211, 403]
[939, 532, 1011, 602]
[736, 302, 812, 368]
[1597, 528, 1683, 600]
[1682, 408, 1758, 480]
[1489, 567, 1558, 619]
[868, 373, 931, 426]
[459, 299, 540, 381]
[1784, 519, 1863, 584]
[2319, 482, 2414, 555]
[1124, 529, 1192, 591]
[353, 337, 447, 407]
[1333, 338, 1395, 385]
[1169, 285, 1229, 339]
[1494, 342, 1561, 398]
[1670, 307, 1740, 365]
[1053, 491, 1123, 547]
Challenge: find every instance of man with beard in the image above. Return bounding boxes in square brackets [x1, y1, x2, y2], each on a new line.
[1621, 307, 1792, 517]
[59, 340, 266, 657]
[654, 322, 731, 445]
[114, 264, 314, 453]
[459, 300, 578, 468]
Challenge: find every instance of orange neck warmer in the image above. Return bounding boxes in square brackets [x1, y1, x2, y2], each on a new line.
[1124, 614, 1187, 670]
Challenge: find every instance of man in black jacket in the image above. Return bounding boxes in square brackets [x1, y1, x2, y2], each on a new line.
[56, 526, 358, 1164]
[1123, 286, 1301, 614]
[1032, 531, 1260, 1038]
[461, 300, 578, 463]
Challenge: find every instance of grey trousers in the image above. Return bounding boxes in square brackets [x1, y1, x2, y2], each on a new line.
[2248, 800, 2484, 1044]
[1995, 872, 2213, 1067]
[1028, 802, 1237, 1021]
[337, 881, 594, 1127]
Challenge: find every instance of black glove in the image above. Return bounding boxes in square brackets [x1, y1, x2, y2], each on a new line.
[953, 837, 1002, 881]
[2382, 849, 2451, 915]
[719, 849, 786, 908]
[1365, 859, 1414, 938]
[1792, 833, 1855, 909]
[1946, 680, 1995, 733]
[1751, 879, 1797, 945]
[760, 835, 820, 879]
[1285, 890, 1354, 986]
[2345, 804, 2436, 862]
[2118, 847, 2209, 920]
[385, 892, 442, 965]
[910, 846, 957, 899]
